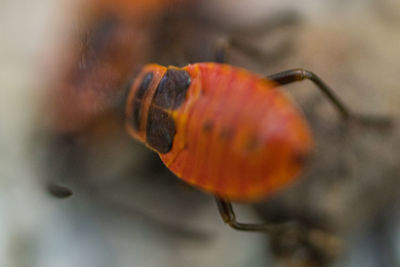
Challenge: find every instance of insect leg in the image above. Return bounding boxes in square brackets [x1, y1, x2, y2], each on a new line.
[214, 35, 295, 65]
[216, 197, 342, 261]
[268, 69, 351, 119]
[267, 69, 392, 126]
[214, 37, 230, 63]
[215, 197, 296, 233]
[230, 10, 301, 36]
[214, 11, 301, 64]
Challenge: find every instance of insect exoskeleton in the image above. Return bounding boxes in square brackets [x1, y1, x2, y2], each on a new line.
[125, 63, 313, 201]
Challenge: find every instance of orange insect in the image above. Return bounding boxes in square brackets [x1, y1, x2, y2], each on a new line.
[45, 0, 382, 234]
[124, 62, 353, 232]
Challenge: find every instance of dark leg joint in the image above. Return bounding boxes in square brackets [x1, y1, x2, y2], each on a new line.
[215, 197, 294, 233]
[268, 68, 352, 120]
[216, 196, 236, 223]
[267, 68, 308, 85]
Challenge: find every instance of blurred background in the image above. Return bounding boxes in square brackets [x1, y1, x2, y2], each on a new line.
[0, 0, 399, 266]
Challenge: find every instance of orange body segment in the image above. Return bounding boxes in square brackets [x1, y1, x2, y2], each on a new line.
[126, 63, 313, 202]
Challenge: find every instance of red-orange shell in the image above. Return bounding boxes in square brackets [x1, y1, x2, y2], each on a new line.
[126, 63, 313, 202]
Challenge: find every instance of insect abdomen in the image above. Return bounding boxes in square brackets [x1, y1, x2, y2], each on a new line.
[160, 63, 313, 201]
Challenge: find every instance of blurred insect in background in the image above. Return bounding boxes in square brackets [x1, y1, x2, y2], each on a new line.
[45, 0, 190, 136]
[44, 0, 193, 196]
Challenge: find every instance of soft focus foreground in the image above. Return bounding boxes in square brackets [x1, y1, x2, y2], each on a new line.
[1, 0, 399, 266]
